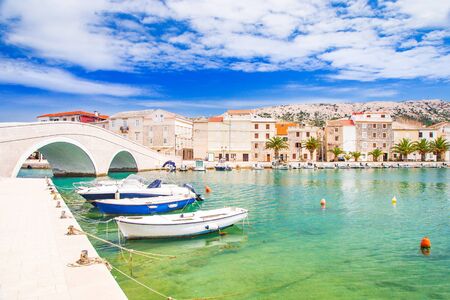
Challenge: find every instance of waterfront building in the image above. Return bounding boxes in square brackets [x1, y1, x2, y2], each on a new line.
[350, 112, 394, 161]
[275, 122, 297, 161]
[37, 111, 108, 123]
[287, 125, 322, 161]
[193, 110, 277, 162]
[428, 122, 450, 161]
[108, 109, 193, 159]
[325, 119, 356, 161]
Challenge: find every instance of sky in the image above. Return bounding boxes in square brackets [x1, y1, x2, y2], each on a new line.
[0, 0, 449, 121]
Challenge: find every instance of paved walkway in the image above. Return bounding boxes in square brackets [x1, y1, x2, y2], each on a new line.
[0, 178, 127, 300]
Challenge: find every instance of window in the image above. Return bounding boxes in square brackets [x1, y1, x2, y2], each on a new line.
[373, 143, 377, 148]
[282, 136, 287, 141]
[296, 132, 300, 137]
[362, 132, 367, 138]
[123, 119, 128, 127]
[255, 143, 258, 149]
[335, 136, 339, 141]
[292, 154, 296, 160]
[71, 117, 75, 121]
[430, 132, 434, 138]
[381, 114, 385, 118]
[295, 142, 301, 148]
[163, 126, 168, 132]
[135, 132, 140, 140]
[255, 124, 259, 129]
[306, 132, 310, 137]
[231, 154, 236, 160]
[362, 142, 367, 149]
[135, 119, 140, 126]
[383, 143, 386, 148]
[367, 115, 371, 118]
[303, 153, 308, 159]
[419, 132, 423, 138]
[383, 133, 387, 138]
[334, 128, 338, 132]
[373, 133, 377, 138]
[255, 153, 258, 158]
[362, 124, 367, 129]
[63, 118, 67, 121]
[243, 154, 249, 161]
[255, 133, 259, 139]
[266, 124, 270, 130]
[111, 120, 116, 128]
[383, 124, 387, 129]
[163, 138, 167, 144]
[149, 138, 153, 144]
[266, 133, 270, 139]
[372, 124, 377, 129]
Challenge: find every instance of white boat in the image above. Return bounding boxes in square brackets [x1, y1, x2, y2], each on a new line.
[252, 163, 264, 170]
[115, 207, 248, 239]
[75, 175, 199, 201]
[193, 160, 206, 171]
[272, 163, 289, 170]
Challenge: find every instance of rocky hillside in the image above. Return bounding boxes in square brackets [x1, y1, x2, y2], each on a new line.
[255, 99, 449, 126]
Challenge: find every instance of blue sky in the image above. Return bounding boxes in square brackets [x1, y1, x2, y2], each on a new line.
[0, 0, 449, 121]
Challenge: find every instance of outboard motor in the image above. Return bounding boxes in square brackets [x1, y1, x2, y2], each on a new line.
[183, 183, 204, 201]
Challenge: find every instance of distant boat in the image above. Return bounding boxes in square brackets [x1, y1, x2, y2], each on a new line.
[179, 164, 189, 172]
[115, 207, 248, 239]
[193, 160, 206, 171]
[215, 159, 232, 171]
[93, 194, 197, 215]
[252, 163, 264, 170]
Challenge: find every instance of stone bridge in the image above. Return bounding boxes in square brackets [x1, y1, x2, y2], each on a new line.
[0, 122, 179, 177]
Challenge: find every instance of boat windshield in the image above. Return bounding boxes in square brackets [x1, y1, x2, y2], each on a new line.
[122, 174, 149, 186]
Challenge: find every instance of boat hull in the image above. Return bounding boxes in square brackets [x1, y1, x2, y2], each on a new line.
[116, 210, 248, 239]
[94, 198, 196, 215]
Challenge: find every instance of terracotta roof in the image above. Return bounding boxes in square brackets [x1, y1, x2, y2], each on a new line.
[327, 119, 354, 126]
[227, 109, 253, 115]
[428, 121, 449, 129]
[208, 116, 223, 122]
[37, 111, 108, 119]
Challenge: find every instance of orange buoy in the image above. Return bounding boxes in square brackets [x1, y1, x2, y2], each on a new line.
[205, 185, 212, 193]
[420, 237, 431, 256]
[320, 198, 326, 208]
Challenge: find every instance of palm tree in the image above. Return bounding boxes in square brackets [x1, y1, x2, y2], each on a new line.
[304, 137, 320, 161]
[265, 136, 289, 161]
[392, 138, 414, 161]
[344, 153, 352, 161]
[413, 139, 430, 161]
[351, 151, 362, 162]
[328, 146, 343, 162]
[429, 137, 450, 162]
[368, 148, 383, 162]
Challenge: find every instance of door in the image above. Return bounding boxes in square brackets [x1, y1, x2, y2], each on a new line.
[266, 154, 271, 162]
[383, 153, 388, 161]
[225, 153, 230, 161]
[243, 153, 249, 162]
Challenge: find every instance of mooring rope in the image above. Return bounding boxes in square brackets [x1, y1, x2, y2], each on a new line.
[69, 227, 176, 259]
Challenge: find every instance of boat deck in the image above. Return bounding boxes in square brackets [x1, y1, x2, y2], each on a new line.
[0, 178, 126, 300]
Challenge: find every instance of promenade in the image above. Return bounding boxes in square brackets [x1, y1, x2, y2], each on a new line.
[0, 178, 126, 300]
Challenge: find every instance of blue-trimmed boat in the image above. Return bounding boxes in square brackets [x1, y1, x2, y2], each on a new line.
[93, 195, 197, 215]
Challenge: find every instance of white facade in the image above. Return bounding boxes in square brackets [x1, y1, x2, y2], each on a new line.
[342, 125, 356, 152]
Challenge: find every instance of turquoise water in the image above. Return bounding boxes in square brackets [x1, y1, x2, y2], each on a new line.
[21, 169, 450, 299]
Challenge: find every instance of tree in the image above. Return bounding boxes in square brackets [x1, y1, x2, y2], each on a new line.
[368, 148, 383, 162]
[392, 138, 414, 161]
[429, 136, 450, 162]
[304, 137, 320, 161]
[328, 146, 343, 162]
[344, 153, 352, 161]
[413, 139, 430, 161]
[351, 151, 362, 162]
[265, 136, 289, 161]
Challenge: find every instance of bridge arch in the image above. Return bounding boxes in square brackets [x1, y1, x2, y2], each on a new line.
[108, 150, 138, 173]
[13, 137, 98, 177]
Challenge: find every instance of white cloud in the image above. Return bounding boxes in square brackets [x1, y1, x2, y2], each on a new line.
[1, 0, 450, 81]
[0, 58, 143, 96]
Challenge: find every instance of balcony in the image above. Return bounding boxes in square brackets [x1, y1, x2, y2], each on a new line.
[120, 126, 129, 133]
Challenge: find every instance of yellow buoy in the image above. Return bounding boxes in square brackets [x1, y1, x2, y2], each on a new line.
[392, 196, 397, 205]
